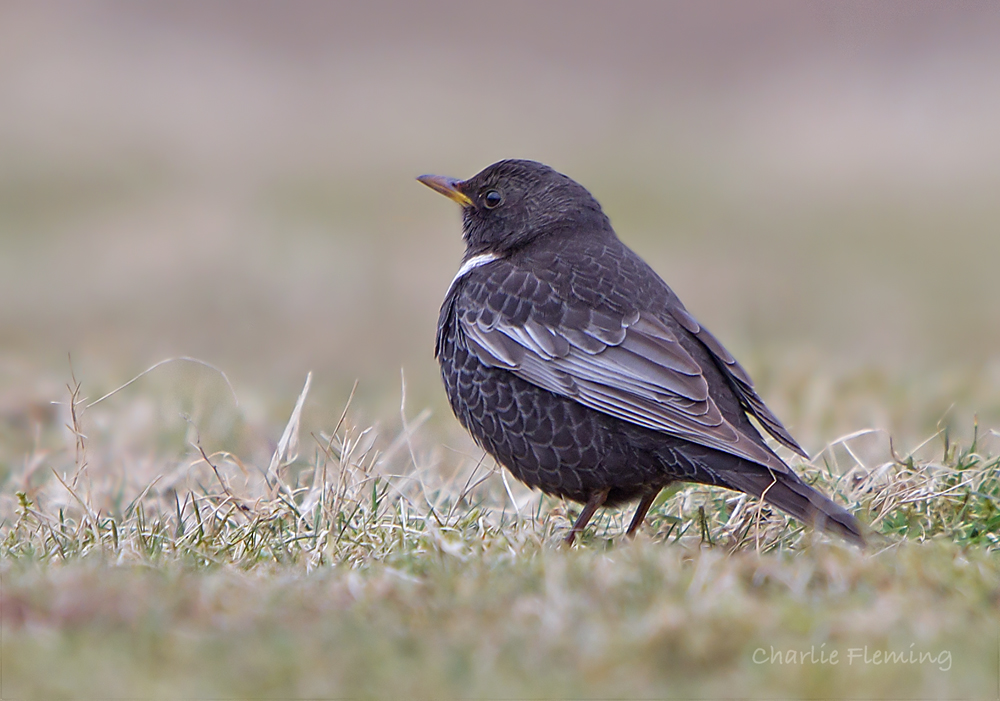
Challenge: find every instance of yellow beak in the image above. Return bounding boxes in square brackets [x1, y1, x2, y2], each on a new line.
[417, 174, 473, 207]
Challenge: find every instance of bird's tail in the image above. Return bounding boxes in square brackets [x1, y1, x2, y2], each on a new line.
[722, 468, 866, 546]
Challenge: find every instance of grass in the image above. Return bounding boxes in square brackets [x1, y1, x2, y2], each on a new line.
[1, 364, 999, 699]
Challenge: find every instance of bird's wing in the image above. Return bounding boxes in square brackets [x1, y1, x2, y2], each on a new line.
[456, 265, 792, 473]
[666, 302, 808, 457]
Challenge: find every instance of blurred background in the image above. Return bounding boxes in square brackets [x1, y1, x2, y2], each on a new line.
[2, 1, 999, 460]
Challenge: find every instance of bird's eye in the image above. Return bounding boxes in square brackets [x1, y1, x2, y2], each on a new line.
[483, 190, 503, 209]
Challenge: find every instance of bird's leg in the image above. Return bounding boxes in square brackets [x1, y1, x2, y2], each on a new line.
[565, 488, 610, 545]
[625, 488, 662, 537]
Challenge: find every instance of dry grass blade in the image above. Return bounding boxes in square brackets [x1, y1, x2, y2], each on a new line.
[267, 371, 312, 496]
[82, 356, 239, 410]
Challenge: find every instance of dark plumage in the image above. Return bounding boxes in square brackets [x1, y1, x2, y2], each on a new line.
[418, 160, 864, 545]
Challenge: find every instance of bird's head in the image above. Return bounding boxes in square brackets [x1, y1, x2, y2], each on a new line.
[418, 159, 611, 256]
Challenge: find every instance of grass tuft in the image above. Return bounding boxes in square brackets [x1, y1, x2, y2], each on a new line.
[1, 369, 998, 698]
[2, 371, 999, 568]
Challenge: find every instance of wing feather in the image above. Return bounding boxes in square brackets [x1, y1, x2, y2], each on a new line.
[456, 268, 792, 472]
[676, 308, 807, 456]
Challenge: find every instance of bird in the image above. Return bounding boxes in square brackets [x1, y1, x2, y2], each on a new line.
[418, 159, 864, 546]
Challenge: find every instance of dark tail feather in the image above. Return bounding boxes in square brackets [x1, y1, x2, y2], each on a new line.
[723, 469, 866, 546]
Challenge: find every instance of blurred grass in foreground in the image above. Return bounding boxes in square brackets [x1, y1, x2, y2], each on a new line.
[1, 367, 998, 698]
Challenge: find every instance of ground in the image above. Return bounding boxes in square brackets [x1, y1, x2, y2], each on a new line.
[1, 370, 998, 698]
